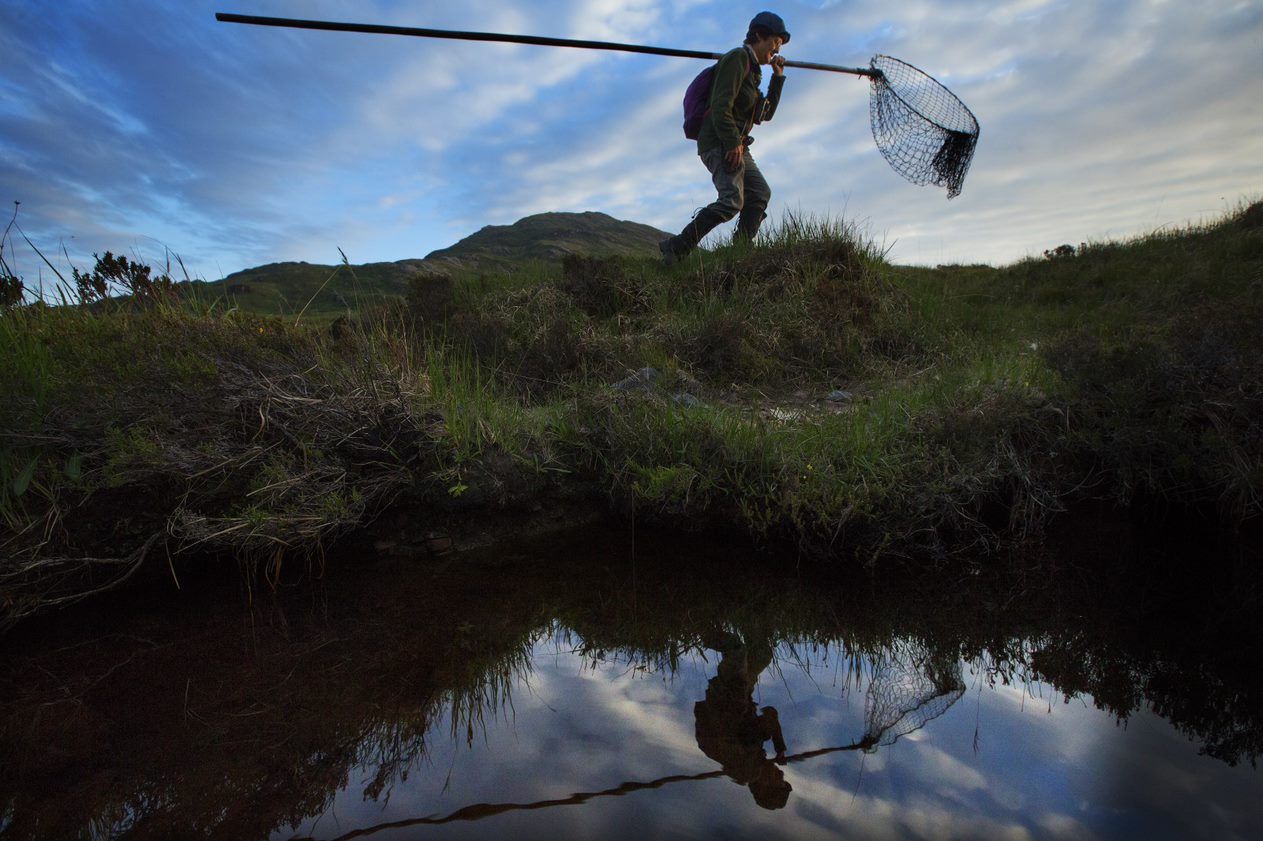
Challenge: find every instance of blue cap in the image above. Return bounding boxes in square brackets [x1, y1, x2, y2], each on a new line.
[750, 11, 790, 44]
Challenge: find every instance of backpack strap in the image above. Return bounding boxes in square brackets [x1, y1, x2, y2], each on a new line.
[739, 48, 761, 141]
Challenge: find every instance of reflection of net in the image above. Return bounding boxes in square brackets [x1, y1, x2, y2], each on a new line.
[862, 644, 965, 749]
[869, 55, 979, 199]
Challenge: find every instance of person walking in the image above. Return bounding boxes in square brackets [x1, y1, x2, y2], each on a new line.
[660, 12, 790, 264]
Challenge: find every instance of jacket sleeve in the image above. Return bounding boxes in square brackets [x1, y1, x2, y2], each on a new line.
[710, 49, 748, 152]
[755, 73, 785, 125]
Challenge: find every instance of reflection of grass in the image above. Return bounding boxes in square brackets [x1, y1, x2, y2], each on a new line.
[0, 561, 553, 839]
[444, 628, 541, 747]
[2, 203, 1261, 623]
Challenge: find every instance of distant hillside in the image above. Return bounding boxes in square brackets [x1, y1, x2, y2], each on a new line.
[190, 212, 670, 317]
[424, 211, 671, 273]
[189, 259, 425, 318]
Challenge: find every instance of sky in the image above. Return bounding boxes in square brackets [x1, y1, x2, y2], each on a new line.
[1, 0, 1261, 284]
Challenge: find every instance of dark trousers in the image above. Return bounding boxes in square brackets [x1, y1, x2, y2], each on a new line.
[699, 146, 771, 237]
[664, 148, 773, 257]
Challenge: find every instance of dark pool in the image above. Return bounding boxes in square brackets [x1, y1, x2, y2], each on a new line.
[1, 525, 1259, 840]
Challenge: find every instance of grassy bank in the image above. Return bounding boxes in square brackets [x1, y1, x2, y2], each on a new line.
[2, 204, 1260, 624]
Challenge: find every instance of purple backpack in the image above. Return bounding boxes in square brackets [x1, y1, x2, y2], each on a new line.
[682, 54, 751, 140]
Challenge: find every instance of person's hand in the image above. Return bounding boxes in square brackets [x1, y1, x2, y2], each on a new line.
[770, 55, 785, 76]
[725, 145, 744, 170]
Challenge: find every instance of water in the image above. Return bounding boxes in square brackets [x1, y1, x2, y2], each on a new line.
[1, 526, 1259, 840]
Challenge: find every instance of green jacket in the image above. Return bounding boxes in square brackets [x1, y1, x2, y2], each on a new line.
[697, 45, 786, 156]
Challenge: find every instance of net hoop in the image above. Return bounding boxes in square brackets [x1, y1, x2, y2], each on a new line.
[868, 54, 980, 199]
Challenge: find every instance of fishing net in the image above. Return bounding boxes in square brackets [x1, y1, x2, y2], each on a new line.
[861, 643, 966, 749]
[869, 55, 979, 199]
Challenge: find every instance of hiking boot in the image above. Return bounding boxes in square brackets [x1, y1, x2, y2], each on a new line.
[734, 207, 768, 244]
[659, 238, 679, 266]
[663, 207, 731, 265]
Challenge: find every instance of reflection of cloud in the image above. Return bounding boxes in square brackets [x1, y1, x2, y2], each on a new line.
[782, 773, 1041, 841]
[280, 631, 1262, 841]
[918, 743, 987, 791]
[1037, 812, 1100, 841]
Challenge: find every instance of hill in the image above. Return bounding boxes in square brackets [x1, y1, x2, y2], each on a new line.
[424, 211, 671, 272]
[189, 211, 670, 317]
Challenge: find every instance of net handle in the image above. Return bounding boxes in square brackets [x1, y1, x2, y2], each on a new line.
[215, 13, 880, 76]
[783, 59, 879, 78]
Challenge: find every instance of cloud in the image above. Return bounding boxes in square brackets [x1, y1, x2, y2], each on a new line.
[2, 1, 1259, 280]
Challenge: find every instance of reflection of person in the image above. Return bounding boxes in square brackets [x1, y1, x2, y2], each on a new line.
[694, 630, 791, 809]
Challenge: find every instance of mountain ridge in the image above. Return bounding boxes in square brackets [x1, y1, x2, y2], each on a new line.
[195, 211, 669, 317]
[423, 211, 672, 270]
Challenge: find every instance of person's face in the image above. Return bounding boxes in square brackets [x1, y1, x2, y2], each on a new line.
[752, 33, 784, 65]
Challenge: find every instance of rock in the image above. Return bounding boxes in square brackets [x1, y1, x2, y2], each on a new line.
[826, 389, 853, 403]
[672, 393, 702, 408]
[766, 407, 804, 423]
[612, 367, 660, 391]
[676, 371, 704, 393]
[424, 531, 453, 555]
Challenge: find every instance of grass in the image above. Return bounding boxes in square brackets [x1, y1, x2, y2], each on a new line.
[1, 202, 1260, 624]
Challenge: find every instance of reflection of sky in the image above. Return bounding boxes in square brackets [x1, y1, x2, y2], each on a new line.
[281, 632, 1262, 841]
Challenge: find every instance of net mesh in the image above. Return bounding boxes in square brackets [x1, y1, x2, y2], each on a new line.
[862, 643, 965, 748]
[869, 55, 979, 199]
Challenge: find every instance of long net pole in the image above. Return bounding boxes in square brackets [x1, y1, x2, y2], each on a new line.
[214, 13, 879, 77]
